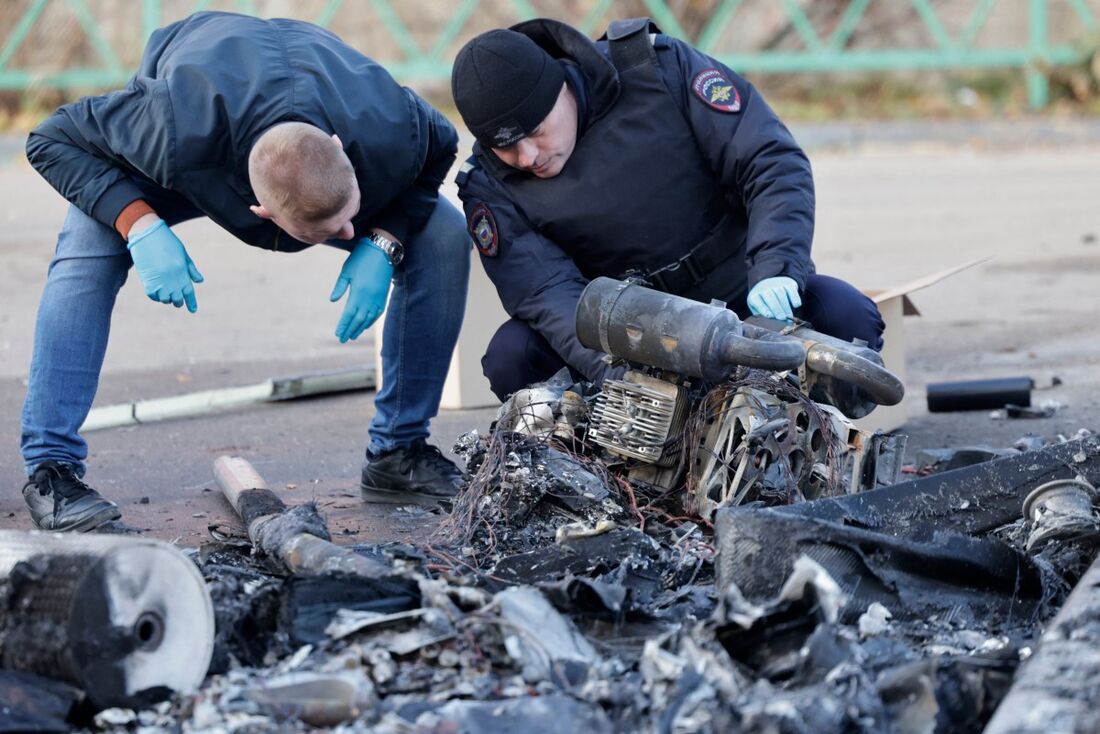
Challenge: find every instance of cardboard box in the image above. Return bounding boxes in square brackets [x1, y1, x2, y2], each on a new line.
[438, 251, 509, 410]
[854, 257, 987, 433]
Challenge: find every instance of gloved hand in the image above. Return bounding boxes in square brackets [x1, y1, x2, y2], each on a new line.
[127, 218, 204, 313]
[329, 238, 394, 343]
[747, 276, 801, 321]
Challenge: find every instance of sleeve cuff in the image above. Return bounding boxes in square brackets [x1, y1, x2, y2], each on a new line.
[369, 211, 410, 245]
[91, 179, 147, 233]
[748, 260, 807, 291]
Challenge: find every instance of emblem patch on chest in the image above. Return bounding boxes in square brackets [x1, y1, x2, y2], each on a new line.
[692, 69, 741, 113]
[468, 203, 499, 257]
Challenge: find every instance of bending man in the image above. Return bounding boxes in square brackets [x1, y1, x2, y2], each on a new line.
[22, 12, 470, 531]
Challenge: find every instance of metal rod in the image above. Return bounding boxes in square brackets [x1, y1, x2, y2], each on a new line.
[81, 367, 375, 432]
[214, 455, 388, 578]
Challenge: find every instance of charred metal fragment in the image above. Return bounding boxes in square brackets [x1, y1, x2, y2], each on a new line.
[279, 573, 421, 646]
[489, 527, 659, 585]
[772, 435, 1100, 538]
[203, 562, 283, 672]
[496, 586, 600, 686]
[538, 575, 628, 617]
[214, 455, 390, 578]
[916, 445, 1020, 473]
[716, 557, 846, 679]
[405, 694, 614, 734]
[715, 508, 1046, 624]
[528, 445, 611, 511]
[877, 653, 1018, 733]
[0, 670, 81, 733]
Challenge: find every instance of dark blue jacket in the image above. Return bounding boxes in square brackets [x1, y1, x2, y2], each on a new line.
[457, 20, 814, 381]
[26, 12, 457, 251]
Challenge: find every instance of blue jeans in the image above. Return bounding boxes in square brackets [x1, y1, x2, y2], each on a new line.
[482, 273, 885, 401]
[362, 199, 470, 454]
[20, 197, 470, 475]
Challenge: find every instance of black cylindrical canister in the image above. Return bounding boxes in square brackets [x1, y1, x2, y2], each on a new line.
[926, 377, 1033, 413]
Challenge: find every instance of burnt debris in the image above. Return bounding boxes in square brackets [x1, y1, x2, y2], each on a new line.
[6, 281, 1098, 731]
[15, 416, 1087, 733]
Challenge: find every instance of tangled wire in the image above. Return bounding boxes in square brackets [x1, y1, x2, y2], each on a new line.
[435, 367, 845, 556]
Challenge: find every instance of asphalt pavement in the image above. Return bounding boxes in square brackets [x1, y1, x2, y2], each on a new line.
[1, 120, 1098, 543]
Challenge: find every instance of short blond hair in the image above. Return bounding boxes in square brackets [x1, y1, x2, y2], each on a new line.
[248, 122, 356, 223]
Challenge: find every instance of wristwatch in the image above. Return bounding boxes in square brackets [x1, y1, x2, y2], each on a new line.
[366, 231, 404, 267]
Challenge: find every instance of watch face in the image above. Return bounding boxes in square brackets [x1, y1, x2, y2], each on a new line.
[390, 241, 404, 266]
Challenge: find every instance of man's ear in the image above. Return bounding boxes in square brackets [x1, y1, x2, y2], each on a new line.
[250, 204, 273, 221]
[331, 133, 343, 149]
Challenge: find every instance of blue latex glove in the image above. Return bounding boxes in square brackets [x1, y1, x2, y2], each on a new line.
[329, 238, 394, 343]
[747, 276, 801, 321]
[127, 219, 204, 312]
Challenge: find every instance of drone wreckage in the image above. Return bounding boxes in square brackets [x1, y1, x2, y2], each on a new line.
[3, 278, 1100, 733]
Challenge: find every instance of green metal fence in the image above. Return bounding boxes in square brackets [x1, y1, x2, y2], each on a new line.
[1, 0, 1097, 107]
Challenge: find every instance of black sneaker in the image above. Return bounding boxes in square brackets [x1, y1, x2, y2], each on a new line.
[360, 439, 466, 506]
[22, 461, 122, 532]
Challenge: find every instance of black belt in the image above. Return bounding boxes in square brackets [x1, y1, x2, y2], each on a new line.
[630, 214, 736, 294]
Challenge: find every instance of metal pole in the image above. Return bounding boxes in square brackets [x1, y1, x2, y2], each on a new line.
[1028, 0, 1050, 109]
[141, 0, 161, 43]
[214, 455, 389, 578]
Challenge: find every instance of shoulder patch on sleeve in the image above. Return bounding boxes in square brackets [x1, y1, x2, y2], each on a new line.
[456, 159, 478, 187]
[467, 203, 499, 257]
[692, 69, 741, 113]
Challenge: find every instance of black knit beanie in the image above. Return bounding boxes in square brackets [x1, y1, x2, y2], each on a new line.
[451, 29, 565, 148]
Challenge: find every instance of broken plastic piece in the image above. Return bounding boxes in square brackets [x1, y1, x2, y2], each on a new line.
[280, 574, 421, 645]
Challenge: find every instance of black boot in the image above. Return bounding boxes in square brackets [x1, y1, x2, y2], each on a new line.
[22, 461, 121, 532]
[360, 439, 465, 506]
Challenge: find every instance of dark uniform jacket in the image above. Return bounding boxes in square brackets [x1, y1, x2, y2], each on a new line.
[456, 18, 815, 382]
[26, 11, 457, 251]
